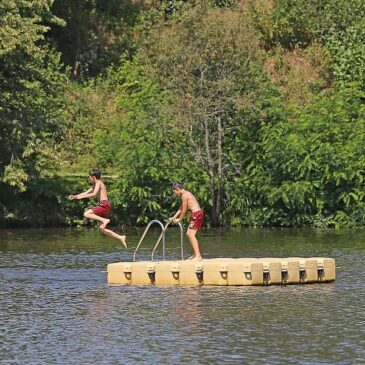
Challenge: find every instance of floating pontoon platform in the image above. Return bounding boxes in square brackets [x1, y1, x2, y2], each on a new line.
[107, 220, 336, 286]
[107, 257, 335, 286]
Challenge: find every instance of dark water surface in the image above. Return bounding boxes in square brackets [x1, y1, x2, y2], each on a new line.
[1, 227, 364, 364]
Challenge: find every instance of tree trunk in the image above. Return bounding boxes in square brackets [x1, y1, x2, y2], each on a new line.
[71, 0, 81, 79]
[204, 117, 220, 226]
[216, 114, 223, 225]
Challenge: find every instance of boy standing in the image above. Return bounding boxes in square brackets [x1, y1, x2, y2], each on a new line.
[169, 182, 204, 260]
[68, 169, 127, 248]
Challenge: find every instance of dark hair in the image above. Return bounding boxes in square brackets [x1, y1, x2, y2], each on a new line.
[89, 168, 101, 179]
[172, 182, 183, 190]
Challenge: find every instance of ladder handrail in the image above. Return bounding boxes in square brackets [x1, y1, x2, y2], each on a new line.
[133, 220, 166, 262]
[151, 221, 184, 261]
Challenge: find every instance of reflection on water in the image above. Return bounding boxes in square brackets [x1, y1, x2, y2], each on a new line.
[1, 227, 365, 364]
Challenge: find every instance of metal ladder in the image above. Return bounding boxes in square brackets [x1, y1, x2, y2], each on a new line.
[133, 219, 184, 262]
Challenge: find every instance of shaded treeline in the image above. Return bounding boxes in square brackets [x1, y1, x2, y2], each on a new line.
[1, 0, 364, 228]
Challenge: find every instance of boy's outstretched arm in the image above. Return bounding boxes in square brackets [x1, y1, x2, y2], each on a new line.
[77, 182, 101, 199]
[68, 183, 100, 201]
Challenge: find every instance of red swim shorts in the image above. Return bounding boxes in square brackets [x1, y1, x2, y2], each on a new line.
[92, 200, 111, 218]
[189, 210, 204, 231]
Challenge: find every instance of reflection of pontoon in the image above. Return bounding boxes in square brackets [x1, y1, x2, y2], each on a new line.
[107, 220, 336, 286]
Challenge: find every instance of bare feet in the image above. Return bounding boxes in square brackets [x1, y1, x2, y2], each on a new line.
[100, 218, 110, 230]
[187, 255, 202, 260]
[119, 235, 127, 249]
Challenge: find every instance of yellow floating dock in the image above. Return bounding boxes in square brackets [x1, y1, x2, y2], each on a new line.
[107, 257, 336, 286]
[109, 220, 335, 286]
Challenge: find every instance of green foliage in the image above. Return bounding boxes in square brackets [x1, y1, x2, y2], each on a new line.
[57, 76, 120, 171]
[161, 0, 237, 16]
[139, 3, 275, 225]
[326, 21, 365, 86]
[0, 19, 66, 182]
[211, 0, 236, 7]
[48, 0, 143, 78]
[0, 0, 63, 57]
[92, 60, 190, 225]
[252, 0, 365, 49]
[249, 86, 365, 227]
[0, 176, 90, 227]
[0, 48, 66, 190]
[0, 0, 68, 225]
[2, 0, 365, 228]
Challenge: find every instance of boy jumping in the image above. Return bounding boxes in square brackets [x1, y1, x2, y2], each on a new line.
[68, 169, 127, 248]
[169, 182, 204, 260]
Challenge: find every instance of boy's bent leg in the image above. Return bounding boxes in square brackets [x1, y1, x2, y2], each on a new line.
[100, 227, 127, 248]
[84, 209, 109, 226]
[186, 228, 202, 259]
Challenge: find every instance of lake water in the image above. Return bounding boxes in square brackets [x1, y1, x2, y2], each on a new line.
[1, 227, 364, 364]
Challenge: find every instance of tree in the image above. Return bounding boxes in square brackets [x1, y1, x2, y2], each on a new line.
[0, 0, 66, 222]
[140, 4, 272, 225]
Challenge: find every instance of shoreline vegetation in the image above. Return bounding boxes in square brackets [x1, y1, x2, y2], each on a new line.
[1, 0, 365, 229]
